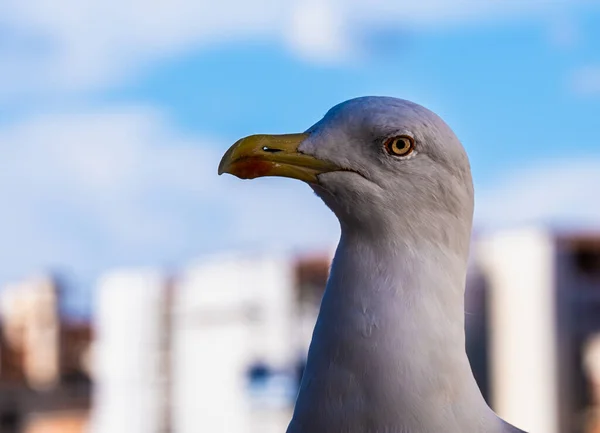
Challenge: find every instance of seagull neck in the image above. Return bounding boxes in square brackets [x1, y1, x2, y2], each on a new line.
[328, 229, 471, 334]
[290, 230, 494, 431]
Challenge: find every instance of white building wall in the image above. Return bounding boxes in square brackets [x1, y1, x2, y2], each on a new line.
[172, 255, 252, 433]
[90, 269, 167, 433]
[477, 228, 558, 433]
[172, 253, 295, 433]
[243, 255, 295, 368]
[90, 253, 297, 433]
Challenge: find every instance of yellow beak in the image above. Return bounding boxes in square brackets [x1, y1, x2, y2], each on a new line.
[218, 133, 340, 183]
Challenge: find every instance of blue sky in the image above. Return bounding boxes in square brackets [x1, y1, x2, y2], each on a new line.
[1, 0, 600, 315]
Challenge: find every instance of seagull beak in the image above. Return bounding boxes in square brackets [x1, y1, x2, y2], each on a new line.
[218, 133, 339, 183]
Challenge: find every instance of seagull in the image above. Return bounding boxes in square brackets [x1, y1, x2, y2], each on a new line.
[218, 96, 526, 433]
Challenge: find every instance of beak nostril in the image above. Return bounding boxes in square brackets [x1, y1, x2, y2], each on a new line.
[262, 146, 283, 153]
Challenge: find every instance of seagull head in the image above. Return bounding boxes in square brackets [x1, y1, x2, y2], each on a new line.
[219, 96, 474, 247]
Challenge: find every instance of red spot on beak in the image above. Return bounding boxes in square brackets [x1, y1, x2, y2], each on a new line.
[230, 158, 274, 179]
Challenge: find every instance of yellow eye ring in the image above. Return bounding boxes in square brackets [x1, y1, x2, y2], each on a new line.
[384, 135, 415, 157]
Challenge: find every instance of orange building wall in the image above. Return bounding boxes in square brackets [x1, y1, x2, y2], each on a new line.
[24, 411, 88, 433]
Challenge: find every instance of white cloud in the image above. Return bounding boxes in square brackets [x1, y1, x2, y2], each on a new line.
[0, 0, 284, 96]
[570, 65, 600, 96]
[475, 158, 600, 229]
[0, 0, 595, 99]
[0, 107, 338, 285]
[286, 0, 352, 64]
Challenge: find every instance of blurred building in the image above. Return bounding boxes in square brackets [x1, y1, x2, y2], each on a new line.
[173, 253, 296, 433]
[73, 227, 600, 433]
[90, 270, 168, 433]
[476, 228, 600, 433]
[90, 252, 334, 433]
[0, 275, 92, 433]
[0, 275, 60, 389]
[23, 411, 89, 433]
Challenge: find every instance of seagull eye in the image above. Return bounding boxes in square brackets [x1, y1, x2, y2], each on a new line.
[384, 136, 414, 157]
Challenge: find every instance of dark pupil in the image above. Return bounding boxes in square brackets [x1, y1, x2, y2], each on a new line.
[395, 140, 406, 150]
